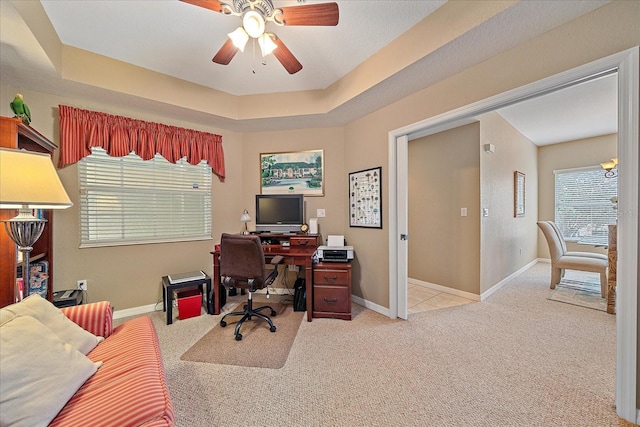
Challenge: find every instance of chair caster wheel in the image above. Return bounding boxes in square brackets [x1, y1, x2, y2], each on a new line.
[270, 325, 276, 333]
[270, 310, 277, 316]
[235, 333, 242, 341]
[220, 320, 227, 327]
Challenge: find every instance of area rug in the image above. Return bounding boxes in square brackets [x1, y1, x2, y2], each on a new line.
[180, 302, 304, 369]
[547, 278, 606, 312]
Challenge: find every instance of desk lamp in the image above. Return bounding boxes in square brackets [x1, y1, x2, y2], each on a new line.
[0, 148, 73, 299]
[240, 209, 251, 235]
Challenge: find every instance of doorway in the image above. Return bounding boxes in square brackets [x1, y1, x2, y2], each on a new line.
[388, 48, 639, 422]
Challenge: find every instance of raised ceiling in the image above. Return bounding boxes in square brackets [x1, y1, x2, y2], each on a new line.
[40, 0, 446, 97]
[0, 0, 615, 140]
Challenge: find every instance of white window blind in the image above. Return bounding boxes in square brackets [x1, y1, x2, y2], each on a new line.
[554, 166, 617, 241]
[79, 148, 212, 247]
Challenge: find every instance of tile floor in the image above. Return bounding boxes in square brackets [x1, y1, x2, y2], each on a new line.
[408, 283, 475, 314]
[223, 285, 476, 315]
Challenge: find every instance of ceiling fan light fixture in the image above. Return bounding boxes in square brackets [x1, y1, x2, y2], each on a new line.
[228, 26, 249, 51]
[243, 10, 265, 38]
[258, 33, 277, 56]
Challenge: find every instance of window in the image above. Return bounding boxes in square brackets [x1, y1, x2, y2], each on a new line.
[79, 148, 212, 247]
[554, 166, 617, 241]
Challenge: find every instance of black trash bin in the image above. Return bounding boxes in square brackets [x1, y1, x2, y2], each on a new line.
[293, 278, 306, 311]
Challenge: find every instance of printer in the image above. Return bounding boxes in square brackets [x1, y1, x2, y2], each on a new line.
[317, 246, 354, 262]
[317, 235, 354, 262]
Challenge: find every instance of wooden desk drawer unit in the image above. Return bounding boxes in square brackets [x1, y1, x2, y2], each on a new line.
[289, 236, 319, 247]
[312, 262, 352, 320]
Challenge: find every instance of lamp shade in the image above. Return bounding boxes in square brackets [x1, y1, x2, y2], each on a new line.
[258, 33, 278, 57]
[0, 148, 73, 209]
[240, 209, 251, 222]
[228, 27, 249, 51]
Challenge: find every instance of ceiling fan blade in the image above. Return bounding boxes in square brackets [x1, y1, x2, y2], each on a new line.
[180, 0, 224, 13]
[212, 39, 239, 65]
[272, 36, 303, 74]
[278, 3, 339, 26]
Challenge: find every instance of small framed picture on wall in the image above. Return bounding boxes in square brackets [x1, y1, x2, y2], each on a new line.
[349, 166, 382, 228]
[514, 171, 525, 217]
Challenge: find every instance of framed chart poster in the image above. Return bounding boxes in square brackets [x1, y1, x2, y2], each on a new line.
[349, 166, 382, 228]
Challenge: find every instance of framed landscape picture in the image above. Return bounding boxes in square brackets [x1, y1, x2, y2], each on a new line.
[349, 166, 382, 228]
[260, 150, 324, 196]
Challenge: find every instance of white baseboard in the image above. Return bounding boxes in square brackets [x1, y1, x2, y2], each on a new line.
[479, 259, 541, 301]
[255, 287, 295, 296]
[407, 258, 541, 302]
[113, 261, 545, 321]
[408, 278, 481, 301]
[351, 294, 389, 317]
[113, 303, 157, 320]
[113, 287, 295, 320]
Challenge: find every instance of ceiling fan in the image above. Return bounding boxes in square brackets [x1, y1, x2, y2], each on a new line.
[181, 0, 339, 74]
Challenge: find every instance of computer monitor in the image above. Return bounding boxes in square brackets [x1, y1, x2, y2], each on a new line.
[255, 194, 304, 233]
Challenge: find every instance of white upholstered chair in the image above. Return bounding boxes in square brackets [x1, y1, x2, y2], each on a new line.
[537, 221, 608, 297]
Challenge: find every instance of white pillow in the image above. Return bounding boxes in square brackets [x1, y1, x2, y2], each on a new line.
[0, 315, 101, 427]
[0, 294, 101, 355]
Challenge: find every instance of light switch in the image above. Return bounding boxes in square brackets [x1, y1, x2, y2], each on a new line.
[482, 208, 489, 217]
[461, 208, 467, 217]
[317, 208, 326, 218]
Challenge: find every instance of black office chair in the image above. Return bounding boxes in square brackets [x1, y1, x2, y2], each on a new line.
[219, 233, 283, 341]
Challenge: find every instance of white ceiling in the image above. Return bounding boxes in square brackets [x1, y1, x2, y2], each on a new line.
[40, 0, 446, 96]
[0, 0, 617, 141]
[497, 72, 618, 146]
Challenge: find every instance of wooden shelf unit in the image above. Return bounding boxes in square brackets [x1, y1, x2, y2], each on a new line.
[0, 116, 57, 307]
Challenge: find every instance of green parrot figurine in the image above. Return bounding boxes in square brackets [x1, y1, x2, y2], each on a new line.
[10, 93, 31, 125]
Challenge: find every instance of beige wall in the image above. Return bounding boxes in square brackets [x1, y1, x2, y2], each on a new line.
[0, 83, 244, 309]
[1, 1, 637, 312]
[240, 128, 347, 285]
[407, 113, 539, 298]
[241, 128, 346, 240]
[479, 111, 538, 294]
[0, 83, 348, 307]
[408, 123, 481, 294]
[342, 0, 639, 308]
[2, 0, 638, 414]
[537, 133, 617, 258]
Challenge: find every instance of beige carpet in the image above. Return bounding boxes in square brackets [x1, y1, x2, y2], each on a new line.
[180, 302, 304, 369]
[547, 277, 606, 312]
[131, 263, 632, 426]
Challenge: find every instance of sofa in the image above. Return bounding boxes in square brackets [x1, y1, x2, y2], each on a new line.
[0, 294, 175, 426]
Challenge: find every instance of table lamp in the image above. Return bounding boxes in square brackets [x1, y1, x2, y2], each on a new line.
[240, 209, 251, 235]
[0, 148, 73, 299]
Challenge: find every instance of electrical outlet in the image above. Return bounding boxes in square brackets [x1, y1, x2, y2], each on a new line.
[77, 280, 88, 291]
[317, 208, 326, 218]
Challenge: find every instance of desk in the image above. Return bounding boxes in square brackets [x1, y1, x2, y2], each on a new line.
[162, 274, 212, 325]
[211, 234, 320, 322]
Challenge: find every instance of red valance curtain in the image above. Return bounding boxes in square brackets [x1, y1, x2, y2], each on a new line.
[58, 105, 225, 178]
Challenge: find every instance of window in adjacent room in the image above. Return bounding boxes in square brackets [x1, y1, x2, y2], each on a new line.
[78, 147, 212, 247]
[554, 166, 617, 242]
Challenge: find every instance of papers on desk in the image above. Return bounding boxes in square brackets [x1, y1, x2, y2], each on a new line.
[327, 235, 345, 247]
[168, 271, 205, 284]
